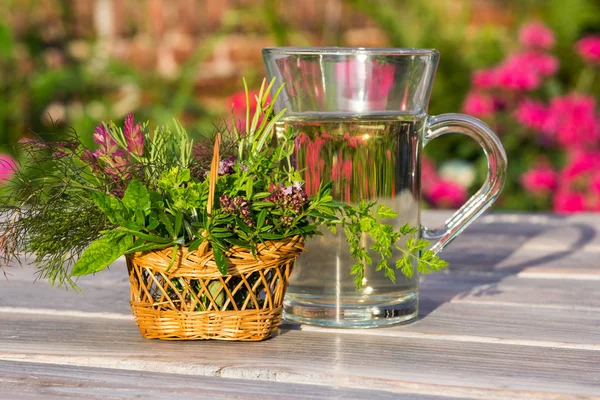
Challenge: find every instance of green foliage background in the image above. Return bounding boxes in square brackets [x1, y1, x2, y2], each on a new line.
[1, 0, 599, 209]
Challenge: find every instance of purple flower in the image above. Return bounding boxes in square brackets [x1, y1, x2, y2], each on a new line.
[219, 194, 254, 226]
[218, 156, 236, 175]
[124, 113, 144, 156]
[268, 184, 309, 214]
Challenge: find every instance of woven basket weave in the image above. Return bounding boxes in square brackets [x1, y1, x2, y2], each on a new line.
[126, 236, 303, 341]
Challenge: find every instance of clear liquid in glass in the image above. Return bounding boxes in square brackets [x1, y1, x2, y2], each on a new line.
[277, 114, 425, 327]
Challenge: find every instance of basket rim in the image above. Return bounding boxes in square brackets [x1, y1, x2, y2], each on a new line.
[125, 234, 304, 277]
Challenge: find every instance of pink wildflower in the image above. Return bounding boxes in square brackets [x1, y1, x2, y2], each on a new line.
[495, 61, 541, 91]
[561, 150, 600, 182]
[495, 52, 558, 91]
[543, 94, 600, 149]
[93, 123, 119, 156]
[553, 189, 587, 214]
[228, 90, 265, 131]
[421, 157, 438, 192]
[472, 69, 497, 89]
[591, 173, 600, 194]
[425, 179, 467, 209]
[515, 98, 548, 131]
[513, 52, 559, 77]
[0, 153, 17, 184]
[463, 92, 496, 118]
[229, 90, 261, 115]
[521, 163, 557, 194]
[519, 22, 555, 50]
[554, 151, 600, 213]
[124, 113, 144, 156]
[575, 35, 600, 64]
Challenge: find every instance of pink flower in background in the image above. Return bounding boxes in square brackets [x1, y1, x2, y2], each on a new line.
[591, 173, 600, 194]
[543, 94, 600, 149]
[519, 22, 555, 50]
[493, 52, 558, 91]
[515, 98, 548, 131]
[229, 90, 261, 115]
[561, 150, 600, 182]
[0, 154, 17, 184]
[553, 151, 600, 213]
[514, 51, 559, 77]
[575, 35, 600, 64]
[495, 61, 541, 91]
[553, 189, 587, 214]
[463, 92, 496, 118]
[521, 163, 557, 194]
[421, 157, 438, 192]
[425, 179, 467, 209]
[124, 113, 144, 156]
[228, 89, 265, 130]
[472, 69, 497, 89]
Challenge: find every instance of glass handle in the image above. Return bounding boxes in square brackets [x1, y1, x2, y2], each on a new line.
[422, 113, 507, 254]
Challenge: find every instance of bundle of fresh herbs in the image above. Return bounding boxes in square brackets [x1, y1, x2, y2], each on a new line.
[0, 79, 448, 291]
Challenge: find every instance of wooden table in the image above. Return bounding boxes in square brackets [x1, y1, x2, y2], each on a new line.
[1, 211, 599, 399]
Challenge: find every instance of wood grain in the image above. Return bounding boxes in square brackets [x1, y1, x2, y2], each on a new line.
[398, 302, 600, 346]
[0, 313, 599, 398]
[2, 360, 445, 400]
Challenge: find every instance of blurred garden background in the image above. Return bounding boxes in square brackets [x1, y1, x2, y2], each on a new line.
[1, 0, 599, 212]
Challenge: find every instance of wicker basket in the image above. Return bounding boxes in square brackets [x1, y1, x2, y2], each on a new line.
[125, 132, 305, 341]
[126, 236, 303, 341]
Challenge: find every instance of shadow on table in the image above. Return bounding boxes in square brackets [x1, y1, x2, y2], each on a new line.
[418, 213, 597, 318]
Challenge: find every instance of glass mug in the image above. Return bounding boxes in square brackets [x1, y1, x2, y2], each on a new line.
[263, 47, 507, 328]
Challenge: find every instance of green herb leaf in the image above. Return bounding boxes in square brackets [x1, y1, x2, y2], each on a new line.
[122, 180, 150, 212]
[376, 204, 397, 219]
[159, 213, 176, 237]
[246, 178, 253, 199]
[91, 192, 126, 225]
[147, 213, 159, 230]
[257, 209, 267, 229]
[225, 238, 252, 248]
[259, 232, 284, 240]
[72, 231, 133, 276]
[212, 246, 228, 275]
[187, 239, 203, 252]
[125, 241, 174, 254]
[165, 244, 179, 272]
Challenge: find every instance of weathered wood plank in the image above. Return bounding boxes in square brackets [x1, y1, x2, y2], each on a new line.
[420, 272, 600, 311]
[426, 212, 600, 276]
[364, 302, 600, 346]
[1, 360, 444, 400]
[432, 275, 600, 310]
[0, 313, 599, 398]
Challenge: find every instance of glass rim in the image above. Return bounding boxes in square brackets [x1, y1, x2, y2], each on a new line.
[262, 47, 439, 56]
